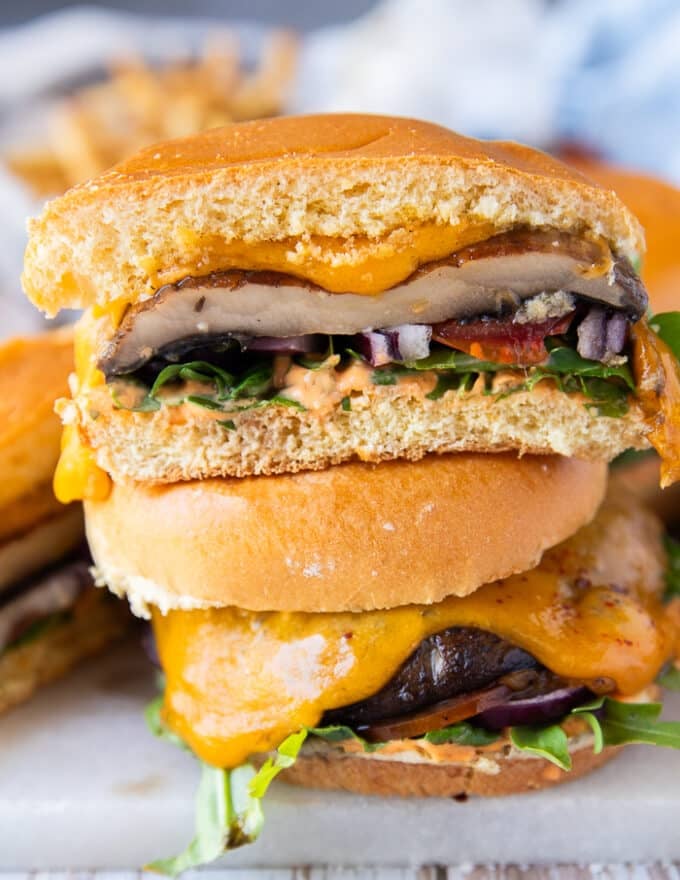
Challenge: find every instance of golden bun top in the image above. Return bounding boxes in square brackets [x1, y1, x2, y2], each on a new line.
[76, 114, 609, 183]
[0, 328, 73, 511]
[23, 114, 644, 315]
[85, 452, 607, 614]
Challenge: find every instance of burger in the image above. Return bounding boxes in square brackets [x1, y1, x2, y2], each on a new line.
[0, 329, 129, 713]
[21, 114, 680, 873]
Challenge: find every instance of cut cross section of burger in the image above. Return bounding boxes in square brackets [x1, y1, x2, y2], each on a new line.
[21, 114, 680, 497]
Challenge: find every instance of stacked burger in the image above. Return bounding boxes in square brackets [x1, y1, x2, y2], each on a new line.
[0, 330, 129, 714]
[22, 114, 680, 872]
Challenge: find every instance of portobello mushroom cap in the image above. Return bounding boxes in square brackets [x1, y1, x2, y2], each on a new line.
[99, 230, 647, 377]
[322, 626, 539, 727]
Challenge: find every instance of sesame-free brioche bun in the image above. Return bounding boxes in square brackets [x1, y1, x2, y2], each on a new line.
[23, 113, 644, 315]
[278, 732, 617, 798]
[85, 453, 607, 615]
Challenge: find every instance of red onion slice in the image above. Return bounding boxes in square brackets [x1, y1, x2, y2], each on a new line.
[246, 334, 324, 354]
[355, 331, 394, 366]
[355, 324, 432, 366]
[476, 685, 592, 730]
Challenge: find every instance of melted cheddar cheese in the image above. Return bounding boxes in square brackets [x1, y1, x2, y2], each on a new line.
[53, 311, 111, 503]
[153, 494, 675, 769]
[146, 221, 499, 296]
[632, 319, 680, 487]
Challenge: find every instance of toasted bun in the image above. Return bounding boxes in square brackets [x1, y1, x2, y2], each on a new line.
[24, 114, 643, 315]
[85, 453, 607, 614]
[0, 328, 73, 511]
[74, 376, 648, 484]
[278, 734, 617, 798]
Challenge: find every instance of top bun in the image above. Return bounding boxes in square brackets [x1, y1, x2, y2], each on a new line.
[23, 113, 644, 316]
[85, 452, 607, 614]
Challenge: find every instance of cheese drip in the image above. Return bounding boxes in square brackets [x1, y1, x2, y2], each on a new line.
[53, 310, 112, 503]
[144, 221, 498, 296]
[153, 493, 676, 768]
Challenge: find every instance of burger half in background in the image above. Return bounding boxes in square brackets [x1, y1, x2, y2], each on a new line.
[21, 114, 680, 873]
[0, 329, 130, 713]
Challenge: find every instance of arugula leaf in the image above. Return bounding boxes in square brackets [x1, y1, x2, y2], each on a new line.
[571, 697, 606, 754]
[249, 729, 309, 797]
[510, 724, 572, 770]
[110, 386, 161, 412]
[144, 695, 187, 751]
[371, 369, 398, 386]
[426, 373, 475, 400]
[147, 762, 263, 876]
[219, 419, 236, 431]
[229, 395, 306, 413]
[657, 664, 680, 691]
[664, 535, 680, 600]
[186, 395, 225, 411]
[149, 361, 234, 399]
[406, 349, 504, 373]
[308, 724, 384, 753]
[572, 697, 680, 752]
[424, 721, 500, 746]
[228, 364, 272, 399]
[650, 312, 680, 362]
[543, 345, 635, 389]
[597, 699, 680, 749]
[341, 396, 352, 411]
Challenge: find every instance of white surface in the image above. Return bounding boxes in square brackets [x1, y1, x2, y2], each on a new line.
[1, 640, 680, 870]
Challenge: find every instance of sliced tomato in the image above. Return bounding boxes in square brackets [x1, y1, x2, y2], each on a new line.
[358, 683, 512, 743]
[432, 313, 574, 366]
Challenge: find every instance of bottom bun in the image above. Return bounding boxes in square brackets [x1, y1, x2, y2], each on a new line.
[278, 736, 617, 798]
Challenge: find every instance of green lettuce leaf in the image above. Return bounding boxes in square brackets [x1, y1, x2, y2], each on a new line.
[509, 724, 572, 770]
[650, 312, 680, 361]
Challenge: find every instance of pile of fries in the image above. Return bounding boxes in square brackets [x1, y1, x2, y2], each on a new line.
[5, 30, 298, 197]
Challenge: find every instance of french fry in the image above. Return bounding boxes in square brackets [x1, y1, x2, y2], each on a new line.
[4, 29, 298, 197]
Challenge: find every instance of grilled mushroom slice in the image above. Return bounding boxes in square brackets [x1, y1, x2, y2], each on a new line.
[99, 230, 647, 377]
